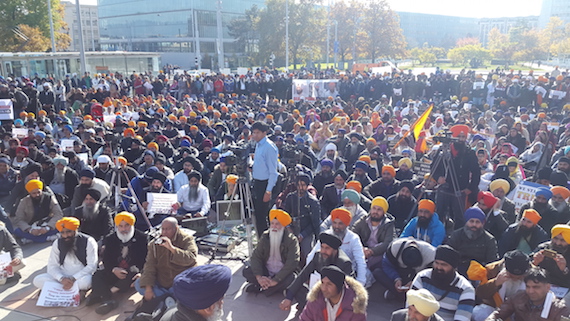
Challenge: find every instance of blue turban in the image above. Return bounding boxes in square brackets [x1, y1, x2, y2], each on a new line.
[464, 207, 486, 223]
[180, 140, 191, 147]
[211, 147, 221, 154]
[35, 131, 46, 139]
[321, 159, 334, 169]
[144, 166, 159, 181]
[354, 160, 369, 171]
[144, 150, 155, 159]
[535, 187, 553, 200]
[14, 119, 23, 126]
[342, 189, 360, 205]
[173, 264, 232, 310]
[64, 125, 73, 133]
[79, 168, 95, 179]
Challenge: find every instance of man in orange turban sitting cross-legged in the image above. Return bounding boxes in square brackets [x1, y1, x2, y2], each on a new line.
[33, 217, 98, 292]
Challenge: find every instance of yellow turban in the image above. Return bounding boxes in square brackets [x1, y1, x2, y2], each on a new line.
[406, 289, 440, 317]
[56, 217, 80, 232]
[552, 224, 570, 244]
[269, 209, 292, 227]
[358, 155, 371, 164]
[148, 142, 159, 150]
[398, 157, 412, 168]
[115, 211, 136, 226]
[371, 196, 388, 212]
[25, 179, 43, 193]
[489, 179, 510, 194]
[226, 174, 238, 185]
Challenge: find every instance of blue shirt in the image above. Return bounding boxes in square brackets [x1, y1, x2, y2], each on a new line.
[252, 136, 279, 192]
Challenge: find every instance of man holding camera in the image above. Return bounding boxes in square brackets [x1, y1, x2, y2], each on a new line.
[532, 224, 570, 289]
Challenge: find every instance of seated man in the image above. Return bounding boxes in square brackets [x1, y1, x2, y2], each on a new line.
[136, 217, 198, 301]
[401, 199, 445, 247]
[387, 180, 418, 231]
[486, 267, 570, 321]
[307, 208, 367, 285]
[41, 155, 78, 209]
[532, 224, 570, 289]
[299, 265, 367, 321]
[12, 179, 63, 243]
[33, 217, 98, 291]
[319, 189, 366, 232]
[411, 245, 475, 321]
[243, 209, 300, 296]
[351, 196, 395, 271]
[448, 207, 498, 276]
[391, 289, 444, 321]
[550, 186, 570, 224]
[160, 264, 232, 321]
[173, 170, 210, 218]
[519, 187, 558, 234]
[0, 222, 25, 283]
[85, 212, 148, 315]
[70, 168, 111, 210]
[72, 188, 113, 242]
[140, 171, 173, 226]
[498, 209, 549, 256]
[319, 170, 347, 219]
[470, 250, 530, 321]
[476, 191, 509, 239]
[489, 179, 516, 224]
[280, 233, 353, 311]
[374, 237, 436, 302]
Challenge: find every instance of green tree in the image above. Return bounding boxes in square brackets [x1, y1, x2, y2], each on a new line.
[0, 0, 70, 51]
[328, 1, 366, 65]
[228, 5, 260, 65]
[487, 27, 515, 62]
[360, 0, 406, 62]
[447, 44, 492, 67]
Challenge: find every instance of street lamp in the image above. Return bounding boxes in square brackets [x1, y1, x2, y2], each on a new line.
[285, 0, 289, 70]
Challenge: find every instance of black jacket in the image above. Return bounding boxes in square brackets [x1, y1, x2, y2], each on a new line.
[498, 222, 549, 257]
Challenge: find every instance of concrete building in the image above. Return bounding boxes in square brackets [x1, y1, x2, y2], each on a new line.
[61, 1, 100, 52]
[539, 0, 570, 28]
[97, 0, 265, 69]
[396, 12, 480, 49]
[479, 16, 539, 46]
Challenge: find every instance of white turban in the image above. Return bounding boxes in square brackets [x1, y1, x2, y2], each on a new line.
[406, 289, 440, 317]
[325, 143, 337, 152]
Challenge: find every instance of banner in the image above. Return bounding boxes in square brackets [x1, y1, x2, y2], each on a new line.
[0, 99, 14, 120]
[12, 128, 27, 139]
[292, 79, 339, 101]
[147, 193, 177, 218]
[36, 280, 80, 307]
[508, 181, 543, 214]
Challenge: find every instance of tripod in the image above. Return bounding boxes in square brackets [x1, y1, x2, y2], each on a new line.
[208, 175, 255, 263]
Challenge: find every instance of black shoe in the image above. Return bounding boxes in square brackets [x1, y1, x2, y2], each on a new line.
[85, 294, 103, 306]
[95, 300, 119, 315]
[6, 272, 21, 284]
[245, 283, 261, 293]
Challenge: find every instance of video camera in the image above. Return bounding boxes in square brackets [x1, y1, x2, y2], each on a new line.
[280, 143, 303, 168]
[432, 131, 460, 144]
[226, 142, 251, 177]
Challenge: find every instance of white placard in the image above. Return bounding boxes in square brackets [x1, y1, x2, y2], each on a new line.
[551, 286, 569, 298]
[0, 99, 14, 120]
[12, 127, 28, 139]
[60, 139, 75, 152]
[463, 103, 472, 111]
[77, 152, 89, 165]
[508, 181, 543, 214]
[178, 130, 186, 137]
[309, 271, 321, 289]
[36, 280, 80, 307]
[0, 252, 13, 278]
[473, 82, 485, 90]
[103, 115, 115, 124]
[549, 90, 566, 100]
[147, 193, 177, 217]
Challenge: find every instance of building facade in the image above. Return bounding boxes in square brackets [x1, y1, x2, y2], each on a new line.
[396, 12, 479, 49]
[479, 16, 539, 46]
[97, 0, 265, 69]
[62, 1, 100, 52]
[539, 0, 570, 28]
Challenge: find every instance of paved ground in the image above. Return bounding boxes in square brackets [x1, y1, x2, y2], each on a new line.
[0, 238, 402, 321]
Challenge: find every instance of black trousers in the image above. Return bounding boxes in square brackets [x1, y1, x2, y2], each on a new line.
[91, 269, 137, 298]
[252, 179, 270, 236]
[242, 263, 295, 297]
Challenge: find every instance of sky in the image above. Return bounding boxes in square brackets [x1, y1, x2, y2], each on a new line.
[78, 0, 543, 19]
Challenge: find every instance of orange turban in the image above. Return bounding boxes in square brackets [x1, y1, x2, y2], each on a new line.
[346, 181, 362, 193]
[25, 179, 43, 193]
[123, 128, 135, 137]
[115, 212, 136, 226]
[138, 121, 148, 128]
[117, 156, 127, 166]
[331, 208, 352, 226]
[84, 115, 93, 120]
[523, 209, 541, 225]
[418, 199, 436, 214]
[371, 196, 388, 212]
[382, 165, 396, 177]
[56, 217, 80, 232]
[366, 138, 377, 145]
[128, 120, 136, 127]
[269, 209, 292, 227]
[358, 155, 371, 164]
[39, 110, 47, 116]
[226, 174, 238, 185]
[552, 224, 570, 244]
[148, 142, 159, 150]
[450, 125, 470, 137]
[551, 186, 570, 199]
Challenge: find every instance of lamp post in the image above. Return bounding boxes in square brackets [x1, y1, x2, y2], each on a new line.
[285, 0, 289, 70]
[75, 0, 87, 74]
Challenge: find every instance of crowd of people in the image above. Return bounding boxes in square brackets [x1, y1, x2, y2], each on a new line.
[1, 65, 570, 321]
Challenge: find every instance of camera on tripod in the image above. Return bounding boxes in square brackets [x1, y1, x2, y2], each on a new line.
[432, 131, 460, 144]
[280, 143, 303, 169]
[227, 142, 251, 177]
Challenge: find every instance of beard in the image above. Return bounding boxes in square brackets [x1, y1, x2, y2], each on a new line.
[31, 194, 43, 204]
[463, 225, 484, 240]
[321, 170, 332, 178]
[370, 215, 383, 223]
[206, 303, 224, 321]
[431, 268, 455, 285]
[398, 194, 411, 202]
[82, 202, 99, 220]
[269, 227, 284, 259]
[343, 205, 357, 217]
[333, 227, 347, 240]
[417, 216, 431, 228]
[550, 200, 568, 212]
[53, 167, 65, 183]
[60, 235, 76, 252]
[551, 243, 569, 254]
[516, 224, 532, 238]
[116, 226, 135, 243]
[533, 202, 547, 212]
[188, 185, 199, 201]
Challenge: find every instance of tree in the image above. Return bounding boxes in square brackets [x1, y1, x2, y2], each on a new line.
[487, 28, 515, 62]
[0, 0, 70, 52]
[228, 5, 260, 65]
[541, 17, 566, 57]
[360, 0, 406, 62]
[447, 44, 492, 67]
[455, 37, 480, 47]
[409, 47, 442, 66]
[328, 1, 366, 65]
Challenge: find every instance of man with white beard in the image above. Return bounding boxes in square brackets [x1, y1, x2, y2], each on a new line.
[42, 154, 79, 208]
[160, 264, 232, 321]
[71, 188, 113, 242]
[173, 170, 210, 219]
[549, 186, 570, 224]
[471, 250, 531, 321]
[243, 209, 300, 296]
[85, 212, 148, 315]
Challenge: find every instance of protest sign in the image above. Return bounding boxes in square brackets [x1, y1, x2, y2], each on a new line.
[0, 99, 14, 120]
[509, 181, 543, 214]
[60, 139, 75, 152]
[147, 193, 177, 218]
[36, 280, 80, 307]
[12, 127, 27, 139]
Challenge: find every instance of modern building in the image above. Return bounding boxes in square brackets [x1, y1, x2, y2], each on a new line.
[61, 1, 100, 52]
[97, 0, 265, 69]
[539, 0, 570, 28]
[479, 16, 539, 46]
[396, 12, 480, 49]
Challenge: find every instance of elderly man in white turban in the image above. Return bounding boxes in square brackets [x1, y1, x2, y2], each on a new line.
[390, 288, 444, 321]
[317, 142, 346, 172]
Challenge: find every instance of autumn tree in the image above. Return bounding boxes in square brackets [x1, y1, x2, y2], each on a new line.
[0, 0, 70, 52]
[360, 0, 406, 62]
[328, 0, 367, 64]
[228, 5, 261, 65]
[487, 28, 515, 62]
[447, 45, 492, 67]
[455, 37, 480, 47]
